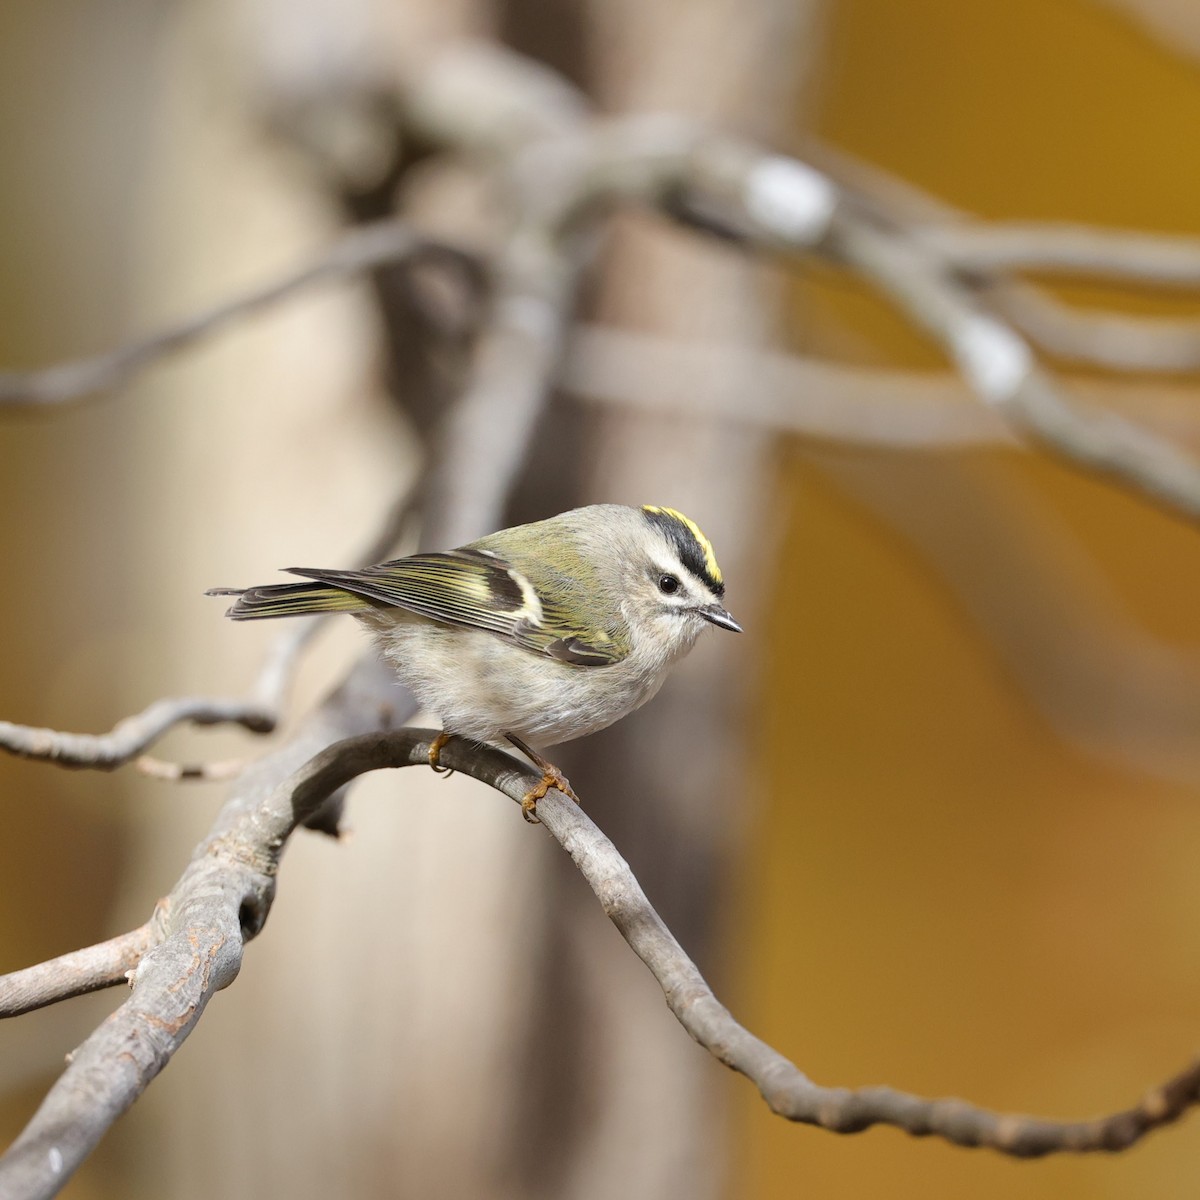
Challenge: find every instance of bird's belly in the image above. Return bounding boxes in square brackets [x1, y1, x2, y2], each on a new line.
[371, 618, 664, 748]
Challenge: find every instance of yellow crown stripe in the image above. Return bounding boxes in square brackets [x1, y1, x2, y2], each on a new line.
[642, 505, 723, 584]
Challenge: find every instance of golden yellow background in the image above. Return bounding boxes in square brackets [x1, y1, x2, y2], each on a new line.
[738, 0, 1200, 1196]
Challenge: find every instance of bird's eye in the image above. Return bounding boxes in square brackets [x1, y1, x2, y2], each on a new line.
[658, 574, 681, 595]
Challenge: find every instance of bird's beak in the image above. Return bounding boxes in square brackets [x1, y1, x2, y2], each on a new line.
[697, 604, 743, 633]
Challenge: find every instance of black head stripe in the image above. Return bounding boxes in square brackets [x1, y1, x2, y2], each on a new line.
[641, 506, 725, 597]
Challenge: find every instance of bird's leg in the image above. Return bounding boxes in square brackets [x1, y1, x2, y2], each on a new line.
[428, 731, 454, 777]
[505, 734, 580, 824]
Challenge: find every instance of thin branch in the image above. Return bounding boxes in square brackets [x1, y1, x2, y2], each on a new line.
[0, 632, 308, 774]
[803, 138, 1200, 374]
[537, 785, 1200, 1157]
[4, 728, 1196, 1198]
[821, 212, 1200, 520]
[563, 325, 1015, 446]
[420, 218, 579, 547]
[0, 221, 468, 409]
[668, 137, 1200, 520]
[921, 221, 1200, 288]
[0, 925, 157, 1018]
[806, 138, 1200, 290]
[985, 278, 1200, 373]
[415, 137, 590, 545]
[0, 696, 276, 771]
[0, 476, 425, 777]
[564, 325, 1200, 450]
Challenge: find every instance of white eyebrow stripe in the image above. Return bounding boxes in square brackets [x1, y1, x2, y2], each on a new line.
[653, 555, 710, 596]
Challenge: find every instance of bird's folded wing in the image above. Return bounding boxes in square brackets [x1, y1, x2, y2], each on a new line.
[286, 550, 623, 666]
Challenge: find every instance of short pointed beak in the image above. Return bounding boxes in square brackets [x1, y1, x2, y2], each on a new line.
[697, 604, 743, 633]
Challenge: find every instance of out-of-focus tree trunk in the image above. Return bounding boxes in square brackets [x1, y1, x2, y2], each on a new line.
[499, 3, 828, 1198]
[102, 3, 827, 1197]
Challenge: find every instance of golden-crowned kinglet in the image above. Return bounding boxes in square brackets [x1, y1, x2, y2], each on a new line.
[209, 504, 740, 819]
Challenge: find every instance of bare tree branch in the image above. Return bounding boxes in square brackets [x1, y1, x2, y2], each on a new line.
[0, 91, 1196, 528]
[412, 110, 711, 547]
[820, 212, 1200, 520]
[0, 925, 157, 1019]
[0, 221, 467, 409]
[0, 119, 1194, 447]
[0, 474, 426, 778]
[985, 278, 1200, 372]
[4, 728, 1196, 1198]
[565, 325, 1200, 449]
[921, 220, 1200, 288]
[0, 696, 277, 771]
[0, 728, 481, 1198]
[565, 325, 1016, 446]
[419, 209, 582, 547]
[660, 135, 1200, 518]
[804, 138, 1200, 373]
[539, 786, 1200, 1157]
[0, 613, 325, 771]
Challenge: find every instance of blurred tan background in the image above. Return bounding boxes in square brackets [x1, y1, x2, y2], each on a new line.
[2, 0, 1200, 1197]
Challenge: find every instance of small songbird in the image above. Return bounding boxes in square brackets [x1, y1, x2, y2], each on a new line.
[209, 504, 741, 819]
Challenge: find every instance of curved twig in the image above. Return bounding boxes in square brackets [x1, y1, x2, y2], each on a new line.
[3, 728, 1195, 1199]
[803, 138, 1200, 374]
[540, 785, 1200, 1156]
[0, 696, 277, 771]
[0, 221, 468, 409]
[819, 211, 1200, 520]
[0, 476, 425, 777]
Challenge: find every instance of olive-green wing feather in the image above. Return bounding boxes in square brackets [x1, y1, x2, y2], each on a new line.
[207, 582, 373, 618]
[249, 549, 625, 667]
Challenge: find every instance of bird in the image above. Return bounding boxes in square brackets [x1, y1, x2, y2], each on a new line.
[208, 503, 741, 820]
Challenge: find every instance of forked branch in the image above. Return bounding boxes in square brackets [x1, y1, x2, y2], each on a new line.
[2, 729, 1195, 1199]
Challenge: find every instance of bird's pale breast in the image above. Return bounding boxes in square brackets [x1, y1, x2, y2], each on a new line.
[369, 612, 677, 748]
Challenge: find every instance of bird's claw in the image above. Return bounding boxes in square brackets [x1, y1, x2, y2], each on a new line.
[519, 763, 579, 824]
[428, 732, 454, 777]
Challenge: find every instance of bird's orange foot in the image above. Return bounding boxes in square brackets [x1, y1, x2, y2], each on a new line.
[506, 734, 580, 824]
[428, 731, 454, 777]
[519, 764, 580, 824]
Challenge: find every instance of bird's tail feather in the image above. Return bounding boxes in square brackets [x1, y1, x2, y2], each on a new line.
[206, 582, 372, 620]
